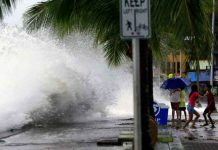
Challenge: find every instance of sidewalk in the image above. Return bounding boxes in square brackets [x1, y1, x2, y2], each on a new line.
[155, 118, 218, 150]
[155, 125, 183, 150]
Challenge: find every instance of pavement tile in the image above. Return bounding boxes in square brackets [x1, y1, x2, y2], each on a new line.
[154, 142, 169, 150]
[159, 116, 218, 150]
[182, 142, 218, 150]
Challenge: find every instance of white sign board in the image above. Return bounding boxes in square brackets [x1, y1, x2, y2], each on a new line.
[120, 0, 150, 39]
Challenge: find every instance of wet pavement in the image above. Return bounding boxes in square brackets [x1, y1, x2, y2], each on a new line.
[0, 118, 133, 150]
[155, 113, 218, 150]
[1, 115, 218, 150]
[182, 142, 218, 150]
[179, 120, 218, 150]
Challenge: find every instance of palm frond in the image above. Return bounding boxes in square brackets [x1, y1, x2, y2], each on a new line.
[103, 37, 128, 66]
[151, 0, 213, 64]
[24, 0, 128, 66]
[23, 0, 214, 66]
[24, 1, 60, 31]
[0, 0, 16, 20]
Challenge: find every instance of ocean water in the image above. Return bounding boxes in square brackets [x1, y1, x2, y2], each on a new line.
[0, 24, 176, 133]
[0, 25, 134, 132]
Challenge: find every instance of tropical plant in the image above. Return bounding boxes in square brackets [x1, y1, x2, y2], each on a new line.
[24, 0, 126, 66]
[0, 0, 214, 149]
[23, 0, 214, 149]
[0, 0, 16, 20]
[23, 0, 214, 65]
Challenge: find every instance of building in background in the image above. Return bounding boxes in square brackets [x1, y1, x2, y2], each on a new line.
[160, 52, 210, 82]
[164, 52, 187, 77]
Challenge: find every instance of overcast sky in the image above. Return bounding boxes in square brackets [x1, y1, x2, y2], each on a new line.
[3, 0, 43, 26]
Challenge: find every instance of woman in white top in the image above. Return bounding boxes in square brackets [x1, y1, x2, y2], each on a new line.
[170, 89, 181, 125]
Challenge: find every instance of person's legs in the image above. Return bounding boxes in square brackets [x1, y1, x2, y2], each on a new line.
[175, 109, 180, 128]
[179, 110, 182, 120]
[175, 103, 180, 120]
[171, 102, 178, 127]
[172, 109, 175, 121]
[171, 103, 175, 121]
[174, 103, 181, 128]
[184, 110, 187, 121]
[208, 111, 215, 128]
[171, 109, 175, 127]
[202, 108, 209, 126]
[183, 112, 193, 129]
[176, 110, 179, 120]
[180, 108, 187, 121]
[192, 110, 200, 128]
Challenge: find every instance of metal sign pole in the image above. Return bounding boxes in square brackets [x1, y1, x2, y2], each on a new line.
[210, 0, 215, 86]
[120, 1, 152, 149]
[132, 38, 142, 150]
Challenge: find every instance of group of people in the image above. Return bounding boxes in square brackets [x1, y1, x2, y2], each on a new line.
[169, 83, 216, 130]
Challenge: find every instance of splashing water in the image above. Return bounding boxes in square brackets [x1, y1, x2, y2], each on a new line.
[0, 25, 133, 131]
[0, 24, 180, 132]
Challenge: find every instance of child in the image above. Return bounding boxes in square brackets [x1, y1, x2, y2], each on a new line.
[202, 84, 216, 128]
[179, 88, 187, 121]
[183, 84, 201, 129]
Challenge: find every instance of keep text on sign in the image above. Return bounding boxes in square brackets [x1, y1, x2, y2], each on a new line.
[120, 0, 150, 39]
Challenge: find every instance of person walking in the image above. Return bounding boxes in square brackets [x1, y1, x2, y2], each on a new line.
[183, 84, 201, 130]
[201, 84, 216, 128]
[179, 88, 187, 121]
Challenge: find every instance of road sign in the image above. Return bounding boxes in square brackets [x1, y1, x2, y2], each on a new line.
[120, 0, 150, 39]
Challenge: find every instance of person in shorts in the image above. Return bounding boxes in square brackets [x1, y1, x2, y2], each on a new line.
[169, 89, 180, 126]
[202, 84, 216, 128]
[179, 88, 187, 121]
[183, 84, 201, 130]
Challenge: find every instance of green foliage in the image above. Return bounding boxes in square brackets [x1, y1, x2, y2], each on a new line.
[0, 0, 16, 20]
[24, 0, 129, 66]
[151, 0, 213, 62]
[23, 0, 214, 66]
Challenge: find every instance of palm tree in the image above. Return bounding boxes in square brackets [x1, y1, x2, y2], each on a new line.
[23, 0, 213, 65]
[23, 0, 214, 149]
[0, 0, 16, 20]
